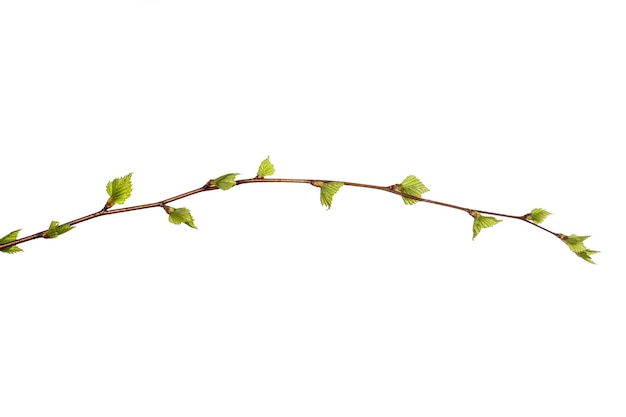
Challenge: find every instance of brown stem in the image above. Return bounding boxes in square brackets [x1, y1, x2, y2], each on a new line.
[0, 176, 561, 252]
[236, 178, 560, 237]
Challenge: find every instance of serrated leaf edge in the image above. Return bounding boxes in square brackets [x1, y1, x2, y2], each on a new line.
[319, 181, 344, 210]
[256, 156, 275, 178]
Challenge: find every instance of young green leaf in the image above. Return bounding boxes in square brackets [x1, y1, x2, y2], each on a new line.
[527, 208, 552, 224]
[0, 229, 23, 254]
[559, 234, 598, 263]
[43, 221, 75, 239]
[165, 206, 197, 229]
[319, 181, 344, 209]
[575, 249, 600, 264]
[471, 212, 502, 240]
[396, 175, 429, 205]
[561, 234, 591, 253]
[211, 173, 240, 190]
[256, 156, 275, 178]
[106, 172, 133, 208]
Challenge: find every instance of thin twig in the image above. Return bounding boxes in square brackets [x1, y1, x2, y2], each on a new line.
[0, 176, 560, 251]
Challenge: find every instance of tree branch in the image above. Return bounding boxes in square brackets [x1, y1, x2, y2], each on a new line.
[0, 159, 598, 263]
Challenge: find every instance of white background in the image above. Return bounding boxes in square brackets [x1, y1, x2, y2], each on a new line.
[1, 1, 624, 416]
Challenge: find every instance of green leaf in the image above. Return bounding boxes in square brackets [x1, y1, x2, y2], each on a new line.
[0, 245, 22, 254]
[167, 207, 197, 229]
[256, 156, 275, 178]
[560, 234, 598, 263]
[397, 175, 429, 205]
[527, 208, 552, 224]
[44, 221, 75, 239]
[575, 249, 600, 264]
[562, 234, 591, 253]
[471, 212, 502, 240]
[211, 173, 240, 190]
[319, 181, 344, 209]
[106, 172, 133, 208]
[0, 229, 23, 254]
